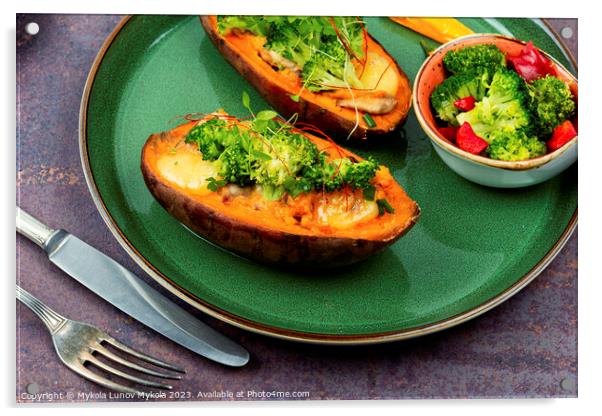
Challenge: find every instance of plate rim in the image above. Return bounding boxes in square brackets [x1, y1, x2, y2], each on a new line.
[79, 15, 578, 345]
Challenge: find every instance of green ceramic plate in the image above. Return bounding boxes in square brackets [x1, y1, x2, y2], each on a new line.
[80, 16, 577, 344]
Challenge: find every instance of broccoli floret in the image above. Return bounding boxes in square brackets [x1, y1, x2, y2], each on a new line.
[430, 71, 490, 126]
[304, 156, 379, 192]
[528, 75, 576, 137]
[443, 44, 506, 75]
[457, 69, 534, 139]
[253, 132, 320, 187]
[185, 118, 231, 160]
[216, 142, 253, 186]
[341, 157, 379, 190]
[305, 160, 346, 192]
[487, 130, 546, 161]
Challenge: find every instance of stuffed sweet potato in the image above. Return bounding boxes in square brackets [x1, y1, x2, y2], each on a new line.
[141, 111, 419, 267]
[200, 16, 412, 140]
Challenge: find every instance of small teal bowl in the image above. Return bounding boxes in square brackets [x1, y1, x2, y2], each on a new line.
[413, 34, 578, 188]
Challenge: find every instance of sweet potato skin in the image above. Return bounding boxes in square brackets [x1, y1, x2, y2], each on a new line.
[200, 16, 412, 140]
[141, 129, 419, 268]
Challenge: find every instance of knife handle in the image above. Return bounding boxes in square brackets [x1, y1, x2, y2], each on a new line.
[16, 207, 56, 248]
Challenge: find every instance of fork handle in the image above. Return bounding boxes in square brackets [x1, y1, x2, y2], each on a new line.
[16, 207, 57, 249]
[16, 285, 67, 334]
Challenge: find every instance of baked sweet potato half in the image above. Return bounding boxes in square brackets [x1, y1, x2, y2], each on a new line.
[141, 112, 419, 267]
[200, 16, 412, 140]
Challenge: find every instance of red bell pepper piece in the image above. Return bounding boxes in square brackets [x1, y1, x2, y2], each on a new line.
[508, 41, 556, 82]
[456, 122, 488, 155]
[453, 96, 476, 111]
[547, 120, 577, 152]
[439, 126, 458, 142]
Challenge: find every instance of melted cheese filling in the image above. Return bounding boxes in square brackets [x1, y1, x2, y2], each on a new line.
[359, 52, 399, 97]
[316, 194, 379, 229]
[156, 146, 219, 195]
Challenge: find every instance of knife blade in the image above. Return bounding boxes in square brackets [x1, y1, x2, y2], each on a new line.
[16, 207, 249, 367]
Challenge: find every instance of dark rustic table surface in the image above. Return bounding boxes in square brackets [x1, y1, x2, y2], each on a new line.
[16, 15, 578, 402]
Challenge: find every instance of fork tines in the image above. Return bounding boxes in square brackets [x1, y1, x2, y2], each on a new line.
[78, 335, 185, 395]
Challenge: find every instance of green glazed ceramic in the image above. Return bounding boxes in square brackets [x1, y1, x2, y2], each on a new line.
[413, 34, 578, 188]
[80, 16, 577, 344]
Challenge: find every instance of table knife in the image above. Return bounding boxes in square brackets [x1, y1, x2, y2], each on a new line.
[16, 206, 249, 367]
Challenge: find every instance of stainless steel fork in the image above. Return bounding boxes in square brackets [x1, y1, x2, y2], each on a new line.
[17, 285, 185, 395]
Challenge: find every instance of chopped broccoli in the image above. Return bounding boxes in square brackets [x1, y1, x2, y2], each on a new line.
[430, 71, 490, 125]
[253, 130, 321, 187]
[457, 69, 534, 139]
[340, 157, 379, 190]
[217, 141, 253, 186]
[217, 16, 366, 92]
[304, 159, 345, 192]
[263, 17, 319, 68]
[185, 118, 230, 160]
[527, 75, 576, 137]
[487, 130, 546, 161]
[185, 111, 379, 200]
[186, 120, 258, 186]
[304, 157, 379, 192]
[443, 44, 506, 75]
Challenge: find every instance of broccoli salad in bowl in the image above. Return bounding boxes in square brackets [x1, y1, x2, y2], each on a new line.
[429, 42, 577, 161]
